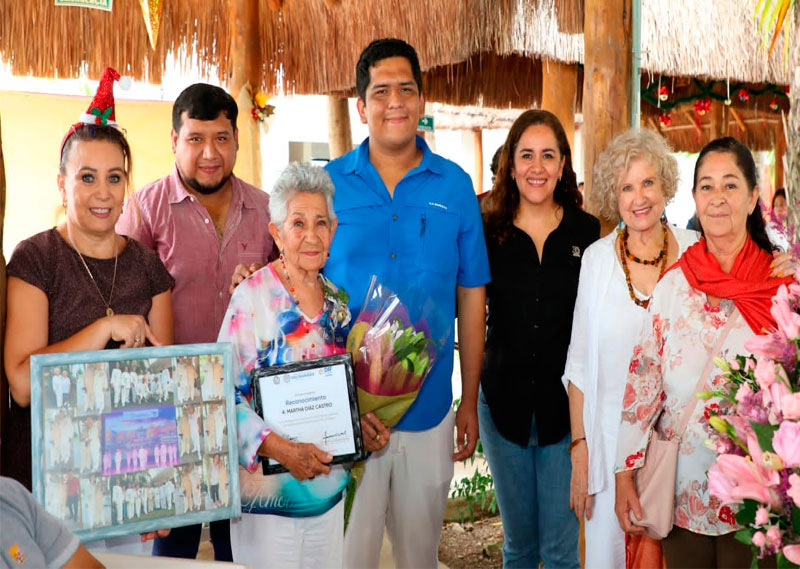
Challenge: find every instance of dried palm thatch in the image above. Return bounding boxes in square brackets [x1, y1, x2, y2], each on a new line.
[257, 0, 581, 97]
[641, 0, 794, 86]
[553, 0, 584, 34]
[0, 0, 229, 82]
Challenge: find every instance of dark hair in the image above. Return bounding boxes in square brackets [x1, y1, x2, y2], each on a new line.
[172, 84, 238, 133]
[692, 136, 773, 253]
[356, 38, 423, 101]
[482, 109, 583, 243]
[772, 188, 786, 208]
[490, 146, 502, 177]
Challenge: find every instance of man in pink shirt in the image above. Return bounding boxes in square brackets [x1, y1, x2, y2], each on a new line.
[117, 83, 273, 561]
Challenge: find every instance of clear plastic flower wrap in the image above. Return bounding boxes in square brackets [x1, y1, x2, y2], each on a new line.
[346, 275, 451, 428]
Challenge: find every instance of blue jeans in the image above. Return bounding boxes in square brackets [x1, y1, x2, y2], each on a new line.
[478, 389, 579, 569]
[152, 520, 232, 561]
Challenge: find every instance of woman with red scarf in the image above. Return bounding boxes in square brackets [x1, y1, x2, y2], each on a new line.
[613, 137, 791, 569]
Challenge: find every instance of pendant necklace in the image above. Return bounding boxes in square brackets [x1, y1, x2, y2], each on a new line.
[68, 227, 118, 317]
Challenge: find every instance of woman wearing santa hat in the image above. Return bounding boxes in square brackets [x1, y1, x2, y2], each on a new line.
[4, 68, 174, 493]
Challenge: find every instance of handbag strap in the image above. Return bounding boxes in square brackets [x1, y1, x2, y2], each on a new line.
[674, 308, 740, 438]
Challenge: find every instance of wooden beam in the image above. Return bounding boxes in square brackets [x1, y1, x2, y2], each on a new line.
[776, 121, 786, 190]
[583, 0, 632, 234]
[729, 107, 747, 133]
[229, 0, 261, 99]
[541, 60, 578, 153]
[682, 109, 703, 138]
[474, 129, 483, 194]
[229, 0, 263, 188]
[327, 96, 352, 159]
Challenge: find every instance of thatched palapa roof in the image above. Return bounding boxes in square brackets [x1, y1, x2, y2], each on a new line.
[0, 0, 792, 103]
[0, 0, 229, 83]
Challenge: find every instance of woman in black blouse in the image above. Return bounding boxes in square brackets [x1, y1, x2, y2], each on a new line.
[479, 110, 600, 569]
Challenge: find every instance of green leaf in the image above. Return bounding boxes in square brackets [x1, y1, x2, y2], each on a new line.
[751, 421, 778, 453]
[736, 499, 759, 526]
[735, 529, 753, 545]
[792, 503, 800, 534]
[778, 552, 800, 569]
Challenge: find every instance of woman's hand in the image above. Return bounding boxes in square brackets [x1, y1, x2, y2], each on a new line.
[569, 441, 593, 520]
[107, 315, 161, 348]
[615, 471, 646, 535]
[260, 435, 332, 481]
[771, 251, 796, 278]
[230, 263, 264, 294]
[360, 412, 390, 453]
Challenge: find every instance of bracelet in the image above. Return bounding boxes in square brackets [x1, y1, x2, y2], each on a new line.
[568, 437, 586, 452]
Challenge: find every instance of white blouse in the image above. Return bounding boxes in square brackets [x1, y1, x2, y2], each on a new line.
[562, 226, 698, 495]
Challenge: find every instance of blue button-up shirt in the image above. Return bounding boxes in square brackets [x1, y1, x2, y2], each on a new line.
[325, 136, 490, 430]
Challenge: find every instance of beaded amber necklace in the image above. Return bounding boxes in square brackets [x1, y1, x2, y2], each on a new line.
[618, 221, 669, 308]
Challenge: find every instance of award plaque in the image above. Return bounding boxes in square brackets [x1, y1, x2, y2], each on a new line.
[251, 354, 366, 475]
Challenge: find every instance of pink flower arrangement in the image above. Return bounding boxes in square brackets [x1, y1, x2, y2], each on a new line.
[702, 273, 800, 567]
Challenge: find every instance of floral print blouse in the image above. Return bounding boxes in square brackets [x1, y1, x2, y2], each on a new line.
[217, 263, 352, 517]
[615, 267, 753, 535]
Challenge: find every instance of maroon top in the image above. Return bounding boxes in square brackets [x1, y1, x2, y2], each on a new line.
[4, 228, 174, 488]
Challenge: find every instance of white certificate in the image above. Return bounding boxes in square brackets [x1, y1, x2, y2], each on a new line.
[251, 355, 365, 474]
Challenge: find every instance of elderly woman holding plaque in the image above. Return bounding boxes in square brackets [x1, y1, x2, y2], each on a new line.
[218, 162, 389, 568]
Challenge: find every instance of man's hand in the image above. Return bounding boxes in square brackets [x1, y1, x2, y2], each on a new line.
[360, 412, 390, 453]
[452, 399, 479, 461]
[229, 262, 264, 294]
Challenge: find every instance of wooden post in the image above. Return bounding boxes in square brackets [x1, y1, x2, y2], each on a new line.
[229, 0, 263, 188]
[474, 129, 483, 194]
[776, 121, 786, 190]
[327, 96, 352, 160]
[541, 60, 577, 154]
[0, 114, 7, 476]
[583, 0, 632, 234]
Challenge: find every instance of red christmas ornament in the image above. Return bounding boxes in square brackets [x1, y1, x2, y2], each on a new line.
[657, 112, 672, 126]
[694, 97, 711, 116]
[738, 88, 749, 102]
[658, 85, 669, 101]
[769, 96, 779, 111]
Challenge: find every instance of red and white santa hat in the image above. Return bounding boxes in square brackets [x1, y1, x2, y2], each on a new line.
[60, 67, 130, 158]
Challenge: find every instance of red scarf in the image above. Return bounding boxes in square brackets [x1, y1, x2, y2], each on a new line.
[677, 237, 792, 334]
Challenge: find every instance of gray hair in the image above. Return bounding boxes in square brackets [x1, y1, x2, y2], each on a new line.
[269, 162, 336, 226]
[591, 128, 679, 221]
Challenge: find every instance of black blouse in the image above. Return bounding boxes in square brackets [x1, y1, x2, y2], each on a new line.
[480, 206, 600, 446]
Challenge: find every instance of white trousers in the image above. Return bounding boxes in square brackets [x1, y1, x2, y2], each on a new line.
[231, 499, 344, 569]
[584, 482, 626, 569]
[344, 410, 455, 569]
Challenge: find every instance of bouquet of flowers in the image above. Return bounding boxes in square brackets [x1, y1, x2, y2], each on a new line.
[343, 275, 451, 526]
[703, 275, 800, 567]
[347, 275, 450, 428]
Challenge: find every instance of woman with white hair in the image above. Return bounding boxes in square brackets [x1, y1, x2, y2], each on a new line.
[562, 129, 698, 568]
[219, 162, 390, 568]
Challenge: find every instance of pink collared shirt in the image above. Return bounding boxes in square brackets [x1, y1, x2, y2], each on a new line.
[117, 165, 273, 345]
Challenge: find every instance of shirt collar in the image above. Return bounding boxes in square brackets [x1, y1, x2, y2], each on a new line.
[166, 164, 252, 208]
[344, 135, 444, 176]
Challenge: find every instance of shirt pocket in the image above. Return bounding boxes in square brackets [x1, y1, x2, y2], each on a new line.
[236, 241, 265, 265]
[420, 207, 460, 275]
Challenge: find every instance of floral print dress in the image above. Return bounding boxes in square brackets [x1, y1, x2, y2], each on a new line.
[614, 266, 753, 535]
[218, 263, 352, 517]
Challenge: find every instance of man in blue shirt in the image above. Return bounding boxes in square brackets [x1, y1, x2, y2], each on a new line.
[324, 38, 490, 568]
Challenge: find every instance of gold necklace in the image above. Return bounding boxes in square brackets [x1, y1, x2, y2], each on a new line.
[67, 228, 118, 317]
